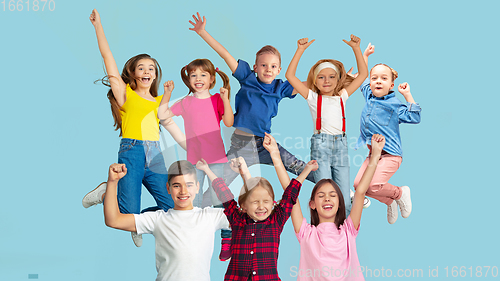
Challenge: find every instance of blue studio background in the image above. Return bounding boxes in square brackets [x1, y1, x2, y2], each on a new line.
[1, 0, 499, 280]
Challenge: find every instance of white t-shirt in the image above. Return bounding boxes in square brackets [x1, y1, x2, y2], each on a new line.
[306, 89, 348, 135]
[134, 207, 230, 281]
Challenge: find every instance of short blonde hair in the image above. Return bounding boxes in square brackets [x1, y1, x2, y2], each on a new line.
[255, 45, 281, 66]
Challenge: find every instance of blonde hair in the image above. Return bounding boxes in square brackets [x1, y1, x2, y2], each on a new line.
[181, 59, 231, 98]
[371, 63, 398, 82]
[237, 177, 275, 207]
[255, 45, 281, 66]
[306, 59, 354, 96]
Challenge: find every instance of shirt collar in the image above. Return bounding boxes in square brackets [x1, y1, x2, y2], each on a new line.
[370, 91, 395, 100]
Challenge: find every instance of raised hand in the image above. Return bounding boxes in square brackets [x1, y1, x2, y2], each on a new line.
[230, 157, 248, 173]
[189, 12, 206, 34]
[346, 67, 358, 78]
[108, 163, 127, 182]
[343, 34, 361, 49]
[364, 42, 375, 57]
[163, 80, 174, 94]
[297, 38, 315, 51]
[398, 82, 411, 96]
[89, 9, 101, 26]
[370, 134, 386, 155]
[196, 159, 209, 172]
[306, 160, 319, 172]
[220, 87, 229, 102]
[263, 132, 279, 155]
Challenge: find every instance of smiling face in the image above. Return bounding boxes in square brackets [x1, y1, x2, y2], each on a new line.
[253, 53, 281, 84]
[369, 64, 394, 97]
[167, 174, 199, 211]
[240, 185, 274, 221]
[189, 67, 215, 93]
[134, 58, 156, 88]
[315, 68, 339, 96]
[309, 182, 340, 223]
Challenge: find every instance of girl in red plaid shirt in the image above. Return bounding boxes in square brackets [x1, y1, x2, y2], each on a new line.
[197, 135, 317, 281]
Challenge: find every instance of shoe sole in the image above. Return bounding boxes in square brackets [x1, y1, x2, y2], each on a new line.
[399, 186, 412, 218]
[82, 182, 106, 208]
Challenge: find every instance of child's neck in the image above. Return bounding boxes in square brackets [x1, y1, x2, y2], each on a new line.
[318, 216, 336, 224]
[135, 85, 152, 97]
[193, 89, 211, 99]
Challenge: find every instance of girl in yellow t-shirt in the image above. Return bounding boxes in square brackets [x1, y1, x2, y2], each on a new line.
[82, 9, 184, 247]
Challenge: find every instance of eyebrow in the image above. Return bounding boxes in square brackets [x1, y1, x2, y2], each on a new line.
[137, 64, 155, 67]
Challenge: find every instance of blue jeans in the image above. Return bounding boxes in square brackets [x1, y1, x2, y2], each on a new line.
[117, 138, 174, 214]
[224, 133, 315, 186]
[311, 133, 351, 216]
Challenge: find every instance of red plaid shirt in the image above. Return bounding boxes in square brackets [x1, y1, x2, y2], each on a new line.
[212, 177, 302, 281]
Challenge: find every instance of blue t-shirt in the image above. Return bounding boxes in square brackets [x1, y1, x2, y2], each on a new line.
[355, 79, 421, 157]
[232, 59, 295, 137]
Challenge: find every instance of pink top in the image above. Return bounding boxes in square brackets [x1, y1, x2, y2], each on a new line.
[295, 216, 364, 281]
[171, 94, 228, 165]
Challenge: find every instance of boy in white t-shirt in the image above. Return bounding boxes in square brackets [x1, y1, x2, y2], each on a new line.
[103, 160, 230, 281]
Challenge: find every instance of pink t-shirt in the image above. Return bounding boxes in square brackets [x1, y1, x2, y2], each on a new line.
[171, 94, 228, 165]
[295, 216, 364, 280]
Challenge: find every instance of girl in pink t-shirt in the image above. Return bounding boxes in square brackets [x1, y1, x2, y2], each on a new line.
[267, 133, 386, 281]
[158, 58, 234, 260]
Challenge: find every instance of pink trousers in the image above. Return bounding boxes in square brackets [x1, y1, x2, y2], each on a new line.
[353, 153, 403, 205]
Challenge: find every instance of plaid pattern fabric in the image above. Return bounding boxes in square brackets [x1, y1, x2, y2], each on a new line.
[212, 178, 302, 280]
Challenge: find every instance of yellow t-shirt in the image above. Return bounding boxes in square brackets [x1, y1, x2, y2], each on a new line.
[120, 85, 162, 141]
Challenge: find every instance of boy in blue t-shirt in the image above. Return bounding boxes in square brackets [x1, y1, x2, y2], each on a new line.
[189, 13, 315, 185]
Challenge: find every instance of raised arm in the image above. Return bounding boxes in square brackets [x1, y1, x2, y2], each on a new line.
[103, 163, 137, 232]
[285, 38, 315, 99]
[90, 9, 126, 106]
[189, 13, 238, 73]
[158, 81, 187, 150]
[263, 133, 317, 233]
[343, 35, 369, 96]
[398, 82, 416, 104]
[220, 87, 234, 127]
[350, 134, 385, 229]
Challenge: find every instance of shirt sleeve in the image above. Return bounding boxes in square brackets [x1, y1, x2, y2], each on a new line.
[279, 80, 296, 99]
[360, 78, 371, 100]
[296, 218, 310, 243]
[212, 207, 230, 230]
[211, 177, 246, 228]
[232, 59, 252, 82]
[344, 215, 359, 237]
[275, 179, 301, 227]
[398, 102, 421, 124]
[170, 99, 183, 116]
[134, 210, 161, 235]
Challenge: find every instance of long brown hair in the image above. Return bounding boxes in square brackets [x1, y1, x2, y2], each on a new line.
[180, 59, 231, 98]
[95, 54, 162, 136]
[309, 179, 346, 229]
[306, 59, 354, 96]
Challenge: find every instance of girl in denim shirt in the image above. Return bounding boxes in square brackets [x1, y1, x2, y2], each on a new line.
[353, 63, 421, 224]
[285, 36, 368, 217]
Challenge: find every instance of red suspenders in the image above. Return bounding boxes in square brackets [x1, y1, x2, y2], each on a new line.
[315, 94, 345, 134]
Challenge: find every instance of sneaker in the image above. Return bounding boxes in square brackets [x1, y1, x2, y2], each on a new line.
[131, 232, 142, 247]
[387, 200, 398, 224]
[82, 182, 107, 208]
[219, 238, 231, 261]
[350, 189, 371, 209]
[396, 186, 412, 218]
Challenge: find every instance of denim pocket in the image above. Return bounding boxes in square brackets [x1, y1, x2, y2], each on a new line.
[118, 142, 133, 154]
[370, 104, 393, 126]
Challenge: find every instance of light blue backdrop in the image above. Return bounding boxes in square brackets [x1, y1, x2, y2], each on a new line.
[1, 0, 499, 280]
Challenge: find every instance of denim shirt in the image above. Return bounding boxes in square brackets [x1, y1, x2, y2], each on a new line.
[355, 80, 421, 157]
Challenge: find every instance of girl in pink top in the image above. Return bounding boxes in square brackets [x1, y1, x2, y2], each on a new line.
[267, 133, 386, 281]
[158, 58, 234, 260]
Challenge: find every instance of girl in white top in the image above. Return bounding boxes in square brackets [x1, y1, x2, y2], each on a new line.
[285, 36, 368, 216]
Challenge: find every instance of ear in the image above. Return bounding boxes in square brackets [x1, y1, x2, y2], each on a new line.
[167, 183, 171, 195]
[390, 82, 395, 90]
[210, 75, 215, 84]
[309, 200, 317, 210]
[253, 64, 257, 72]
[276, 66, 282, 75]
